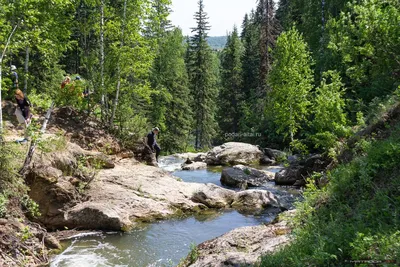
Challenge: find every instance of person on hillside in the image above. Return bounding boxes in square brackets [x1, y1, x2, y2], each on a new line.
[147, 127, 161, 162]
[10, 65, 19, 90]
[14, 89, 32, 143]
[61, 75, 71, 89]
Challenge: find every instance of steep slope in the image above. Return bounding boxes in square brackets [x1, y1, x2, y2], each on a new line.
[260, 105, 400, 266]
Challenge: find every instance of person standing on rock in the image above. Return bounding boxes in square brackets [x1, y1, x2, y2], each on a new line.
[147, 127, 161, 162]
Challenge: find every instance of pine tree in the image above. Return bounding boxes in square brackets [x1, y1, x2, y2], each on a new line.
[268, 27, 314, 143]
[218, 26, 244, 139]
[187, 0, 218, 149]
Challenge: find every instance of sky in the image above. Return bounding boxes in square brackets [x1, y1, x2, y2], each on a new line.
[169, 0, 259, 36]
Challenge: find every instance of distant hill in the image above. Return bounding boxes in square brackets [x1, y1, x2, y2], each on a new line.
[207, 36, 228, 50]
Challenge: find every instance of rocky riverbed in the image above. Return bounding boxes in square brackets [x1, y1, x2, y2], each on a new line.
[25, 140, 301, 267]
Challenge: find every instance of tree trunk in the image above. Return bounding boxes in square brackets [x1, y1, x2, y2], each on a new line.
[110, 0, 127, 127]
[100, 0, 106, 121]
[24, 46, 29, 95]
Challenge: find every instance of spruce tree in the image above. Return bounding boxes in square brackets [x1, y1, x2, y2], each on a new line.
[154, 28, 193, 153]
[241, 11, 261, 103]
[218, 26, 244, 139]
[239, 11, 261, 136]
[187, 0, 218, 149]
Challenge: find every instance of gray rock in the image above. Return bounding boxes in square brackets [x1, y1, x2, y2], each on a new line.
[260, 156, 276, 165]
[174, 152, 207, 162]
[287, 155, 299, 164]
[26, 166, 80, 227]
[275, 154, 331, 186]
[191, 184, 235, 209]
[206, 142, 263, 166]
[220, 165, 274, 189]
[231, 190, 281, 210]
[182, 162, 207, 170]
[264, 148, 287, 161]
[180, 215, 292, 267]
[193, 153, 207, 162]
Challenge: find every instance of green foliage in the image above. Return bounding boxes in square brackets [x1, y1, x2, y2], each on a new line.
[0, 141, 20, 191]
[19, 226, 33, 242]
[188, 243, 199, 263]
[261, 125, 400, 266]
[276, 0, 349, 74]
[365, 94, 400, 126]
[0, 193, 8, 218]
[37, 132, 67, 153]
[243, 168, 251, 175]
[21, 195, 41, 218]
[309, 70, 351, 155]
[56, 78, 87, 110]
[289, 139, 309, 156]
[28, 90, 53, 111]
[328, 0, 400, 102]
[268, 27, 314, 143]
[350, 231, 400, 263]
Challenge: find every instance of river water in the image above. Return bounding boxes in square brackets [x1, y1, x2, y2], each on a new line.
[51, 156, 300, 267]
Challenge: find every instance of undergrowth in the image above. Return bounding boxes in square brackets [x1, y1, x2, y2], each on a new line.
[260, 124, 400, 266]
[0, 141, 40, 219]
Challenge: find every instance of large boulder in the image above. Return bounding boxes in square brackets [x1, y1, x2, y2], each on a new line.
[25, 166, 80, 226]
[191, 185, 281, 211]
[275, 154, 331, 186]
[263, 148, 287, 161]
[231, 190, 281, 210]
[191, 184, 236, 209]
[179, 215, 292, 267]
[206, 142, 263, 166]
[220, 165, 275, 189]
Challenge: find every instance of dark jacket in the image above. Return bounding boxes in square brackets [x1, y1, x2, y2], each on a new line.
[16, 97, 31, 119]
[147, 131, 157, 148]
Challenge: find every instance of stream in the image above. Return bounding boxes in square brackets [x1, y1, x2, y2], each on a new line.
[51, 156, 300, 267]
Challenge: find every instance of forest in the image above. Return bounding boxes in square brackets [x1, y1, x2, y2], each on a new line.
[0, 0, 398, 155]
[0, 0, 399, 265]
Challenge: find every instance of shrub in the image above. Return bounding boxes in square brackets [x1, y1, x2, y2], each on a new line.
[21, 195, 41, 218]
[0, 193, 8, 218]
[260, 124, 400, 266]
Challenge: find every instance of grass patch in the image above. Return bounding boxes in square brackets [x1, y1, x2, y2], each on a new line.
[260, 124, 400, 266]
